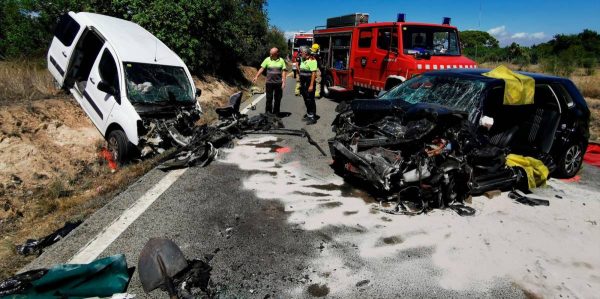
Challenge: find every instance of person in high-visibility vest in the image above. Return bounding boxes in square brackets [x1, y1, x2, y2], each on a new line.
[311, 43, 322, 99]
[298, 46, 318, 124]
[253, 47, 287, 115]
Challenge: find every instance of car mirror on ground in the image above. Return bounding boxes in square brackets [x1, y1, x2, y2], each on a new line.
[97, 80, 118, 96]
[196, 88, 202, 98]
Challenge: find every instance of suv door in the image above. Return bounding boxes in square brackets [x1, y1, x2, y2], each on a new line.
[47, 12, 85, 86]
[82, 46, 120, 133]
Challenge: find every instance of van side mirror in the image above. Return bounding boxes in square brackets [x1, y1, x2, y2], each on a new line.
[195, 88, 202, 98]
[97, 80, 118, 96]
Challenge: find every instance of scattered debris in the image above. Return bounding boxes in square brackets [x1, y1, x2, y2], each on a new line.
[509, 191, 550, 206]
[0, 254, 131, 297]
[139, 238, 214, 298]
[0, 269, 48, 296]
[158, 92, 326, 170]
[16, 220, 82, 256]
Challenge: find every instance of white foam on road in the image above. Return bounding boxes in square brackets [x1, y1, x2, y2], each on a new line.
[69, 168, 187, 264]
[220, 135, 600, 298]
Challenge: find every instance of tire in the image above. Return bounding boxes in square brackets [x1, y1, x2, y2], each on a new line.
[555, 141, 584, 178]
[322, 75, 333, 99]
[107, 129, 132, 165]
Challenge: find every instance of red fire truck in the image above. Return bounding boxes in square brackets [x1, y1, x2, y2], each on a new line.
[288, 32, 314, 77]
[314, 13, 477, 97]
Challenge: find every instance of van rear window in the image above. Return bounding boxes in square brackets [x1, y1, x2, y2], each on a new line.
[54, 14, 81, 46]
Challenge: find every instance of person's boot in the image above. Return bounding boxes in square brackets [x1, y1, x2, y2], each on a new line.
[305, 115, 317, 125]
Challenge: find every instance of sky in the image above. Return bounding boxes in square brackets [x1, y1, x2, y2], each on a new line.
[266, 0, 600, 46]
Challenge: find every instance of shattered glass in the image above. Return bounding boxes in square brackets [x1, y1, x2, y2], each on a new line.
[124, 62, 194, 104]
[380, 75, 487, 121]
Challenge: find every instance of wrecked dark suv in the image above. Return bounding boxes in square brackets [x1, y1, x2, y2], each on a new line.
[329, 69, 589, 213]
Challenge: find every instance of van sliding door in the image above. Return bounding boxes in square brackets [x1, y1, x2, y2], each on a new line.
[47, 12, 85, 87]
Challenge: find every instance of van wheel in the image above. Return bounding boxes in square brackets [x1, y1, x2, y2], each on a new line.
[555, 141, 584, 178]
[107, 129, 131, 165]
[322, 75, 333, 99]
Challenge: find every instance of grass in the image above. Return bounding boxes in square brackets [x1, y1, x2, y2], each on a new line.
[0, 154, 161, 279]
[0, 60, 59, 104]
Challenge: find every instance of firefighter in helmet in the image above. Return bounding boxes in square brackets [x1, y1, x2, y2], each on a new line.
[310, 43, 322, 99]
[298, 46, 318, 124]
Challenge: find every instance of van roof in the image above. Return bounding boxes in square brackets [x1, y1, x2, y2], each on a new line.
[75, 12, 185, 67]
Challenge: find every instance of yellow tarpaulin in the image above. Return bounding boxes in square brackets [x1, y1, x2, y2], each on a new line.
[506, 154, 549, 189]
[483, 65, 535, 105]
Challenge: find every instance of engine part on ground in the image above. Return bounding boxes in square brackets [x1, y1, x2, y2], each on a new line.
[138, 238, 214, 299]
[16, 220, 82, 256]
[138, 238, 188, 296]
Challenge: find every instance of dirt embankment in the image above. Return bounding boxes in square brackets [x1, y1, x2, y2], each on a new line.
[0, 64, 259, 279]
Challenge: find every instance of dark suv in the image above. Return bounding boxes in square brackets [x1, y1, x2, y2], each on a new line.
[376, 69, 590, 178]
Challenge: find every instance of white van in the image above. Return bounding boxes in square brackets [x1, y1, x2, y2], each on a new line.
[47, 12, 201, 164]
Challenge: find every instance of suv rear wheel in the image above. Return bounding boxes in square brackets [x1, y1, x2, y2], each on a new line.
[556, 141, 584, 178]
[107, 129, 132, 165]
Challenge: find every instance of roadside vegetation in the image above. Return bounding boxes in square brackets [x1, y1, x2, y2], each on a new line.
[462, 29, 600, 142]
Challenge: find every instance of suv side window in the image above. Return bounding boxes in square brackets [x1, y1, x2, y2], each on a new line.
[377, 27, 398, 51]
[551, 83, 575, 108]
[54, 14, 81, 46]
[358, 29, 372, 48]
[99, 49, 119, 96]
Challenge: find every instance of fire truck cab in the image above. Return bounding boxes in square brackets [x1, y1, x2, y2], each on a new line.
[314, 13, 477, 97]
[288, 33, 313, 75]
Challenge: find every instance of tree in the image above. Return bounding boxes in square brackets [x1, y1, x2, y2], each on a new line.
[0, 0, 271, 78]
[460, 30, 499, 49]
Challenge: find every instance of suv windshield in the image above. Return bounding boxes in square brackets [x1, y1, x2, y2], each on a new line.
[402, 26, 460, 56]
[124, 62, 194, 104]
[380, 75, 487, 120]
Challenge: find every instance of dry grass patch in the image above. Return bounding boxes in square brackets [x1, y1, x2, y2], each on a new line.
[0, 61, 60, 104]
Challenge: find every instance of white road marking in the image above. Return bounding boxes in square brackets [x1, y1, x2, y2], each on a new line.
[69, 168, 187, 264]
[241, 93, 266, 114]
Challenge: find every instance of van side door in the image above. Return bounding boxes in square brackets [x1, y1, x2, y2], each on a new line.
[82, 46, 121, 133]
[47, 12, 85, 86]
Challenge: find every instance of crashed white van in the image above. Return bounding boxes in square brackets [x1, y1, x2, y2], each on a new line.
[48, 12, 201, 163]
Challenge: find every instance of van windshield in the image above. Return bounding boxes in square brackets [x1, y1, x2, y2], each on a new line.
[402, 26, 460, 56]
[124, 62, 194, 104]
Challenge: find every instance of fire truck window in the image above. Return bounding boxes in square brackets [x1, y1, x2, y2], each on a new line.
[402, 26, 460, 56]
[377, 28, 398, 51]
[358, 29, 372, 48]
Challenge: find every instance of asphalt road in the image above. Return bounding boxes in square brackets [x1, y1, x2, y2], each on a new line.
[24, 76, 600, 298]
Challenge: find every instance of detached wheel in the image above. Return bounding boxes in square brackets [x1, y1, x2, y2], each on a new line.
[556, 142, 584, 178]
[322, 75, 333, 99]
[107, 129, 131, 165]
